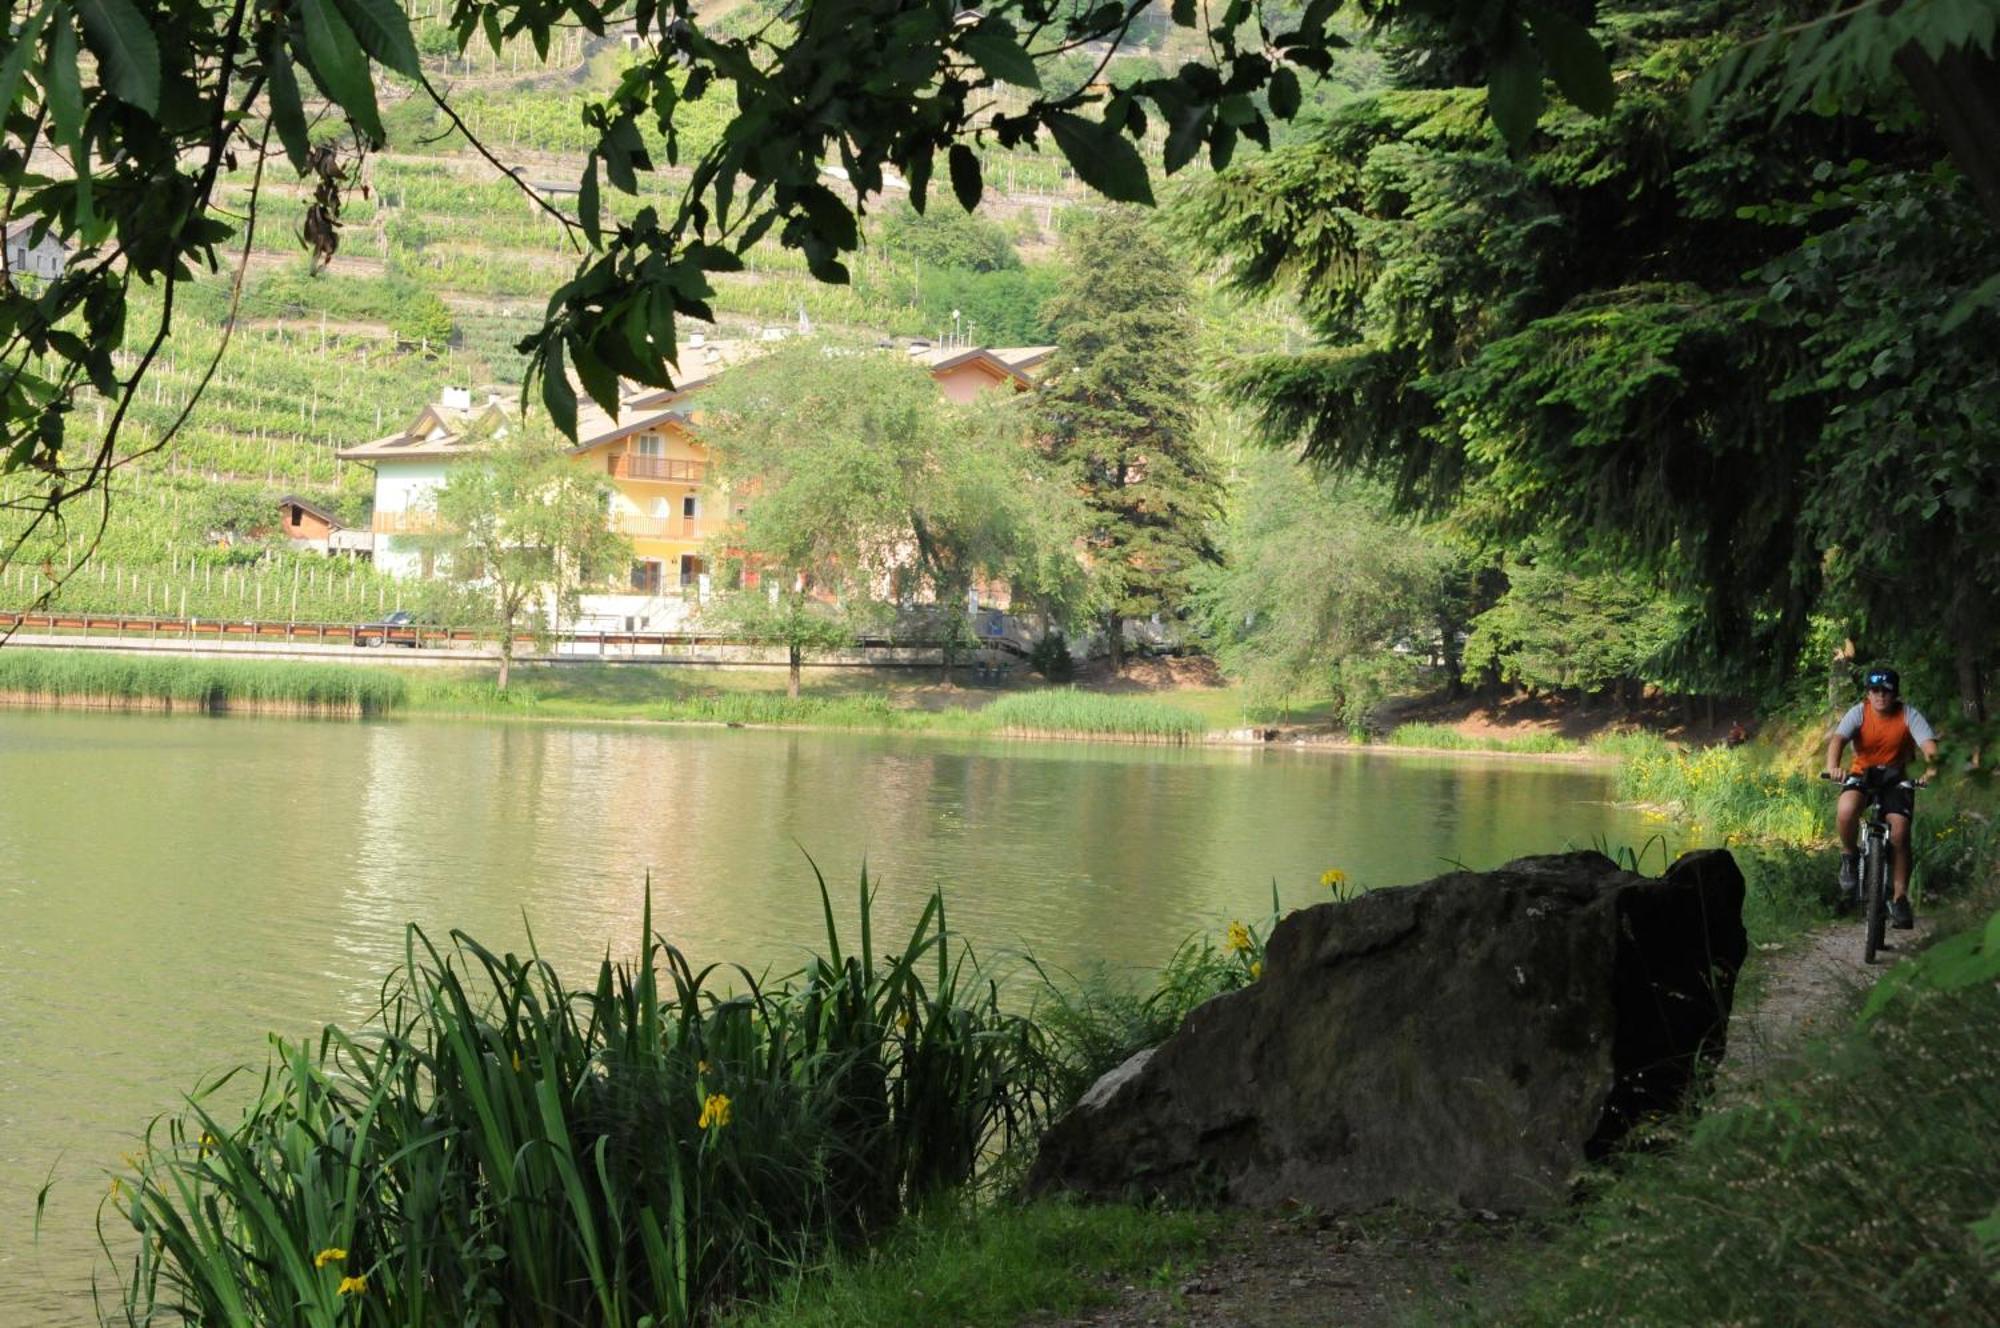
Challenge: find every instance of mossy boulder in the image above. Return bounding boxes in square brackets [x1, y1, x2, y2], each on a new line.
[1029, 850, 1747, 1212]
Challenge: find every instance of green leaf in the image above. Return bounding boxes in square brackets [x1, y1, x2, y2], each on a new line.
[578, 155, 602, 246]
[570, 338, 620, 416]
[1527, 7, 1614, 117]
[1045, 111, 1154, 205]
[1486, 32, 1544, 147]
[1268, 66, 1301, 120]
[76, 0, 159, 113]
[299, 0, 384, 143]
[947, 144, 982, 213]
[0, 3, 53, 129]
[263, 32, 312, 174]
[961, 24, 1040, 90]
[540, 341, 579, 439]
[46, 11, 83, 151]
[1171, 0, 1195, 25]
[331, 0, 422, 79]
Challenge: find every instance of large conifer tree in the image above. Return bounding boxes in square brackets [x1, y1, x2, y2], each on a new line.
[1036, 210, 1222, 670]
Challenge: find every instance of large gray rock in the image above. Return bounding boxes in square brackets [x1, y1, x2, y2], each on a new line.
[1029, 850, 1746, 1212]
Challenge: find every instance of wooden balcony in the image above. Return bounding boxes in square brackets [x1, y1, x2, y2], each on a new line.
[608, 454, 707, 483]
[371, 510, 444, 533]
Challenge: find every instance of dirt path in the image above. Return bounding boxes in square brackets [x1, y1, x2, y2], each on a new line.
[1032, 910, 1930, 1328]
[1717, 909, 1933, 1092]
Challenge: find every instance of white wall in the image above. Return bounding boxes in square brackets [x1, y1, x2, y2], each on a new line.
[372, 459, 453, 579]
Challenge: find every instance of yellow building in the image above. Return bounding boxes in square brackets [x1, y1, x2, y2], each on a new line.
[565, 382, 718, 595]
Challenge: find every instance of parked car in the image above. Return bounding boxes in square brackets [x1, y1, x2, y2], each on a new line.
[356, 609, 421, 648]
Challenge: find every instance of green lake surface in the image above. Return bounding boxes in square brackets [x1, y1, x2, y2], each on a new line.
[0, 708, 1678, 1322]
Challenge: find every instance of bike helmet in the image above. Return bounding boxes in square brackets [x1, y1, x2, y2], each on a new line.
[1864, 667, 1900, 695]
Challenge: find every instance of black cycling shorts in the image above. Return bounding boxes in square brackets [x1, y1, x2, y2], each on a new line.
[1852, 767, 1916, 819]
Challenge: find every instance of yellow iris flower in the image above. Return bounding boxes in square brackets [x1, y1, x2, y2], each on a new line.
[698, 1093, 733, 1130]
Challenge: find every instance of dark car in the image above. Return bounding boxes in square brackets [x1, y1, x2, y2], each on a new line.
[356, 609, 421, 648]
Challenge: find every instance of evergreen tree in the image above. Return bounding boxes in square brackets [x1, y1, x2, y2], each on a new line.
[1035, 210, 1223, 670]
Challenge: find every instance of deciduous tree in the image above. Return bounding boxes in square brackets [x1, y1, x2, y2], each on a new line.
[697, 338, 1084, 688]
[423, 419, 629, 690]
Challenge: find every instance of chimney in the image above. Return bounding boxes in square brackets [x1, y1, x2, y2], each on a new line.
[440, 386, 472, 410]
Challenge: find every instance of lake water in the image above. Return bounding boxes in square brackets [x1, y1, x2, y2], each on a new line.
[0, 709, 1673, 1322]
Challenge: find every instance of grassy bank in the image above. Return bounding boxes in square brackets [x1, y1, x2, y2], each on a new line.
[0, 651, 1215, 741]
[0, 649, 406, 715]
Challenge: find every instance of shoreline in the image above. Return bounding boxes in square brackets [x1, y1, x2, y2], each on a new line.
[0, 687, 1623, 763]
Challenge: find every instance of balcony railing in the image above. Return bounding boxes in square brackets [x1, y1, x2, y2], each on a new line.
[613, 514, 711, 541]
[371, 510, 444, 533]
[609, 454, 707, 483]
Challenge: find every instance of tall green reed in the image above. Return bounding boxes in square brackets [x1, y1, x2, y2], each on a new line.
[108, 870, 1050, 1327]
[0, 650, 405, 714]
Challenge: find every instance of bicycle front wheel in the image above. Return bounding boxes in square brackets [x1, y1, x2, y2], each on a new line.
[1862, 836, 1888, 964]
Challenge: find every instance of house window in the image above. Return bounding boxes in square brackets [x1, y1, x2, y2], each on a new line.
[631, 560, 664, 594]
[679, 554, 705, 587]
[289, 507, 302, 527]
[636, 434, 663, 457]
[682, 494, 699, 519]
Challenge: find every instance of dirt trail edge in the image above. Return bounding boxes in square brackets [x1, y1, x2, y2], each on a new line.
[1030, 912, 1930, 1328]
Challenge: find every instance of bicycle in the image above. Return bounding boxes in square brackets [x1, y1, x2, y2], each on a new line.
[1823, 767, 1918, 964]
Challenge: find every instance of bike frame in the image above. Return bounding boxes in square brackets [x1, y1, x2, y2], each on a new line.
[1837, 771, 1915, 965]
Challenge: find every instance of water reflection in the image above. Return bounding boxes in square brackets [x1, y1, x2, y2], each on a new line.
[0, 709, 1670, 1324]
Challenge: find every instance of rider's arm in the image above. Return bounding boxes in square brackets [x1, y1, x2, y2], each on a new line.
[1823, 729, 1848, 780]
[1905, 706, 1941, 783]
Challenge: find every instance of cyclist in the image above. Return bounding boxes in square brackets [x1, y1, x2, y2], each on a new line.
[1823, 667, 1939, 928]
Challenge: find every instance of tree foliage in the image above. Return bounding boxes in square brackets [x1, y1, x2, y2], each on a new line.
[1036, 208, 1222, 666]
[876, 201, 1020, 273]
[696, 338, 1086, 681]
[1182, 0, 2000, 716]
[1195, 449, 1463, 727]
[422, 419, 629, 689]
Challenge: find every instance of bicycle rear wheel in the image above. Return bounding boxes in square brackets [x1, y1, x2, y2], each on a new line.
[1862, 835, 1888, 964]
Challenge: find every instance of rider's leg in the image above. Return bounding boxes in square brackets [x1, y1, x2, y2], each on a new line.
[1888, 812, 1912, 901]
[1836, 789, 1863, 853]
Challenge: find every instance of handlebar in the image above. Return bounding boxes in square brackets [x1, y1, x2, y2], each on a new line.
[1820, 771, 1921, 791]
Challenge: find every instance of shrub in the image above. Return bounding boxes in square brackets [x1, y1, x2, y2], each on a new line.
[1028, 629, 1074, 682]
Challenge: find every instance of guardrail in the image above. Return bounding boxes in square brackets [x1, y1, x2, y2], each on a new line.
[0, 611, 1003, 657]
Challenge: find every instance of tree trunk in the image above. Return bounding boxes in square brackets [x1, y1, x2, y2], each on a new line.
[789, 643, 801, 700]
[1895, 44, 2000, 225]
[1105, 612, 1124, 674]
[1438, 612, 1465, 699]
[498, 636, 513, 692]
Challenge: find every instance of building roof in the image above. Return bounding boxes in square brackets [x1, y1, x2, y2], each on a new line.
[339, 340, 1052, 463]
[275, 494, 343, 528]
[334, 400, 515, 461]
[906, 345, 1045, 389]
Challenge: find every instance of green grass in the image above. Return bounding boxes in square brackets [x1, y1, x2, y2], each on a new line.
[1495, 934, 2000, 1327]
[959, 688, 1207, 741]
[719, 1198, 1216, 1328]
[1383, 722, 1585, 755]
[0, 649, 406, 714]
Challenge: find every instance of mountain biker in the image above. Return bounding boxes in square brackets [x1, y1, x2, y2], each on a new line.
[1823, 667, 1939, 929]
